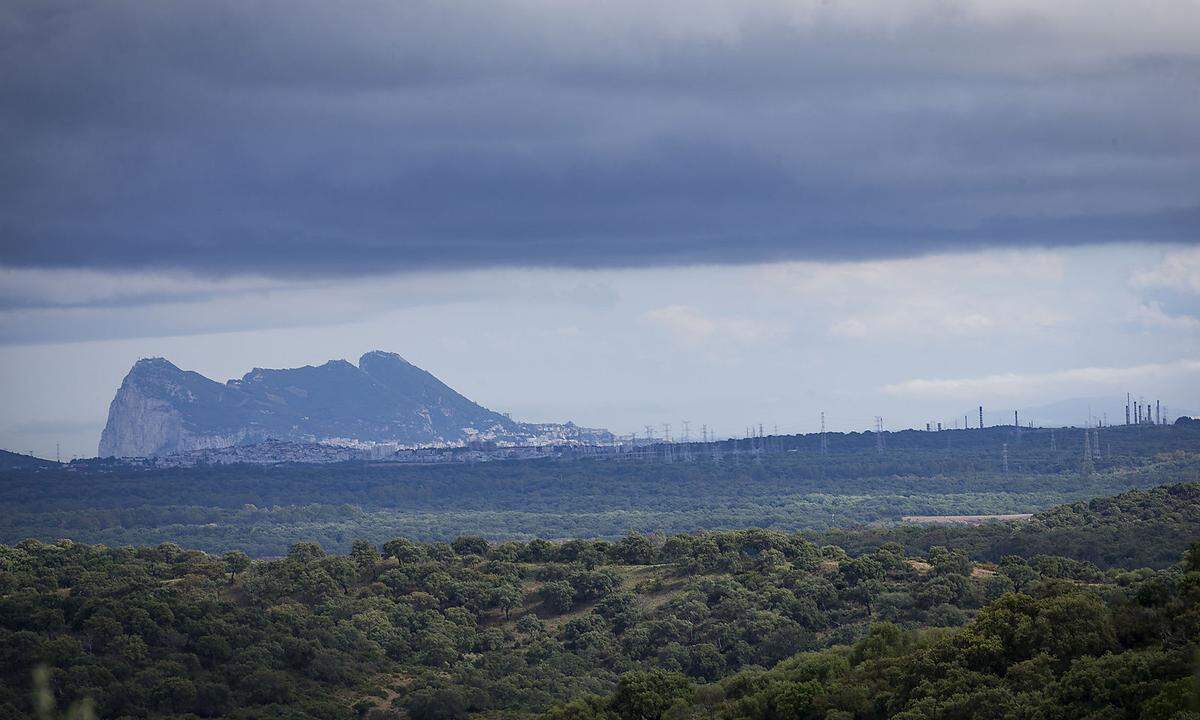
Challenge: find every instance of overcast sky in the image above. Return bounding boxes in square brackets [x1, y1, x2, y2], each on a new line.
[1, 1, 1198, 458]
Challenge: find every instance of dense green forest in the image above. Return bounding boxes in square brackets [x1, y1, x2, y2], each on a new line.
[2, 482, 1198, 719]
[2, 425, 1197, 556]
[814, 482, 1200, 570]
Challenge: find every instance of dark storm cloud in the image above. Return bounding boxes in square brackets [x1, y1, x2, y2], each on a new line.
[1, 0, 1197, 277]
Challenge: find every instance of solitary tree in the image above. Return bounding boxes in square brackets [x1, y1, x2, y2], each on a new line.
[222, 551, 250, 584]
[540, 581, 576, 614]
[492, 586, 523, 620]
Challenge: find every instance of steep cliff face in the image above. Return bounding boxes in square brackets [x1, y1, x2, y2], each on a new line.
[98, 381, 184, 457]
[98, 358, 255, 457]
[98, 352, 609, 457]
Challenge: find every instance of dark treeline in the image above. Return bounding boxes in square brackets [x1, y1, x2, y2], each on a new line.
[2, 426, 1197, 556]
[2, 482, 1197, 719]
[11, 424, 1199, 512]
[670, 420, 1197, 457]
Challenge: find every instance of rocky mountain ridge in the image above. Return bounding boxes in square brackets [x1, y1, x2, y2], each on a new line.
[98, 351, 610, 457]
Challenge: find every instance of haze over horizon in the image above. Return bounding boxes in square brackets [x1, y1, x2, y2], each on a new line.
[2, 1, 1198, 458]
[4, 243, 1199, 460]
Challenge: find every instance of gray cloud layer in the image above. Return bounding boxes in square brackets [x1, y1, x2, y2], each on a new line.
[2, 0, 1198, 276]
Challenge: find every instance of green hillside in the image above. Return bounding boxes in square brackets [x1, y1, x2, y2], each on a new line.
[2, 483, 1197, 720]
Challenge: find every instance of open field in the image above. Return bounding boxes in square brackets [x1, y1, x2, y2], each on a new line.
[901, 513, 1033, 524]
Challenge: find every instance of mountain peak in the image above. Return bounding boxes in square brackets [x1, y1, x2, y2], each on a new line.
[130, 357, 181, 373]
[99, 352, 612, 457]
[359, 350, 408, 366]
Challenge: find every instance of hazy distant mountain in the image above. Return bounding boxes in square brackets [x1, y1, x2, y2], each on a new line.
[98, 351, 611, 457]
